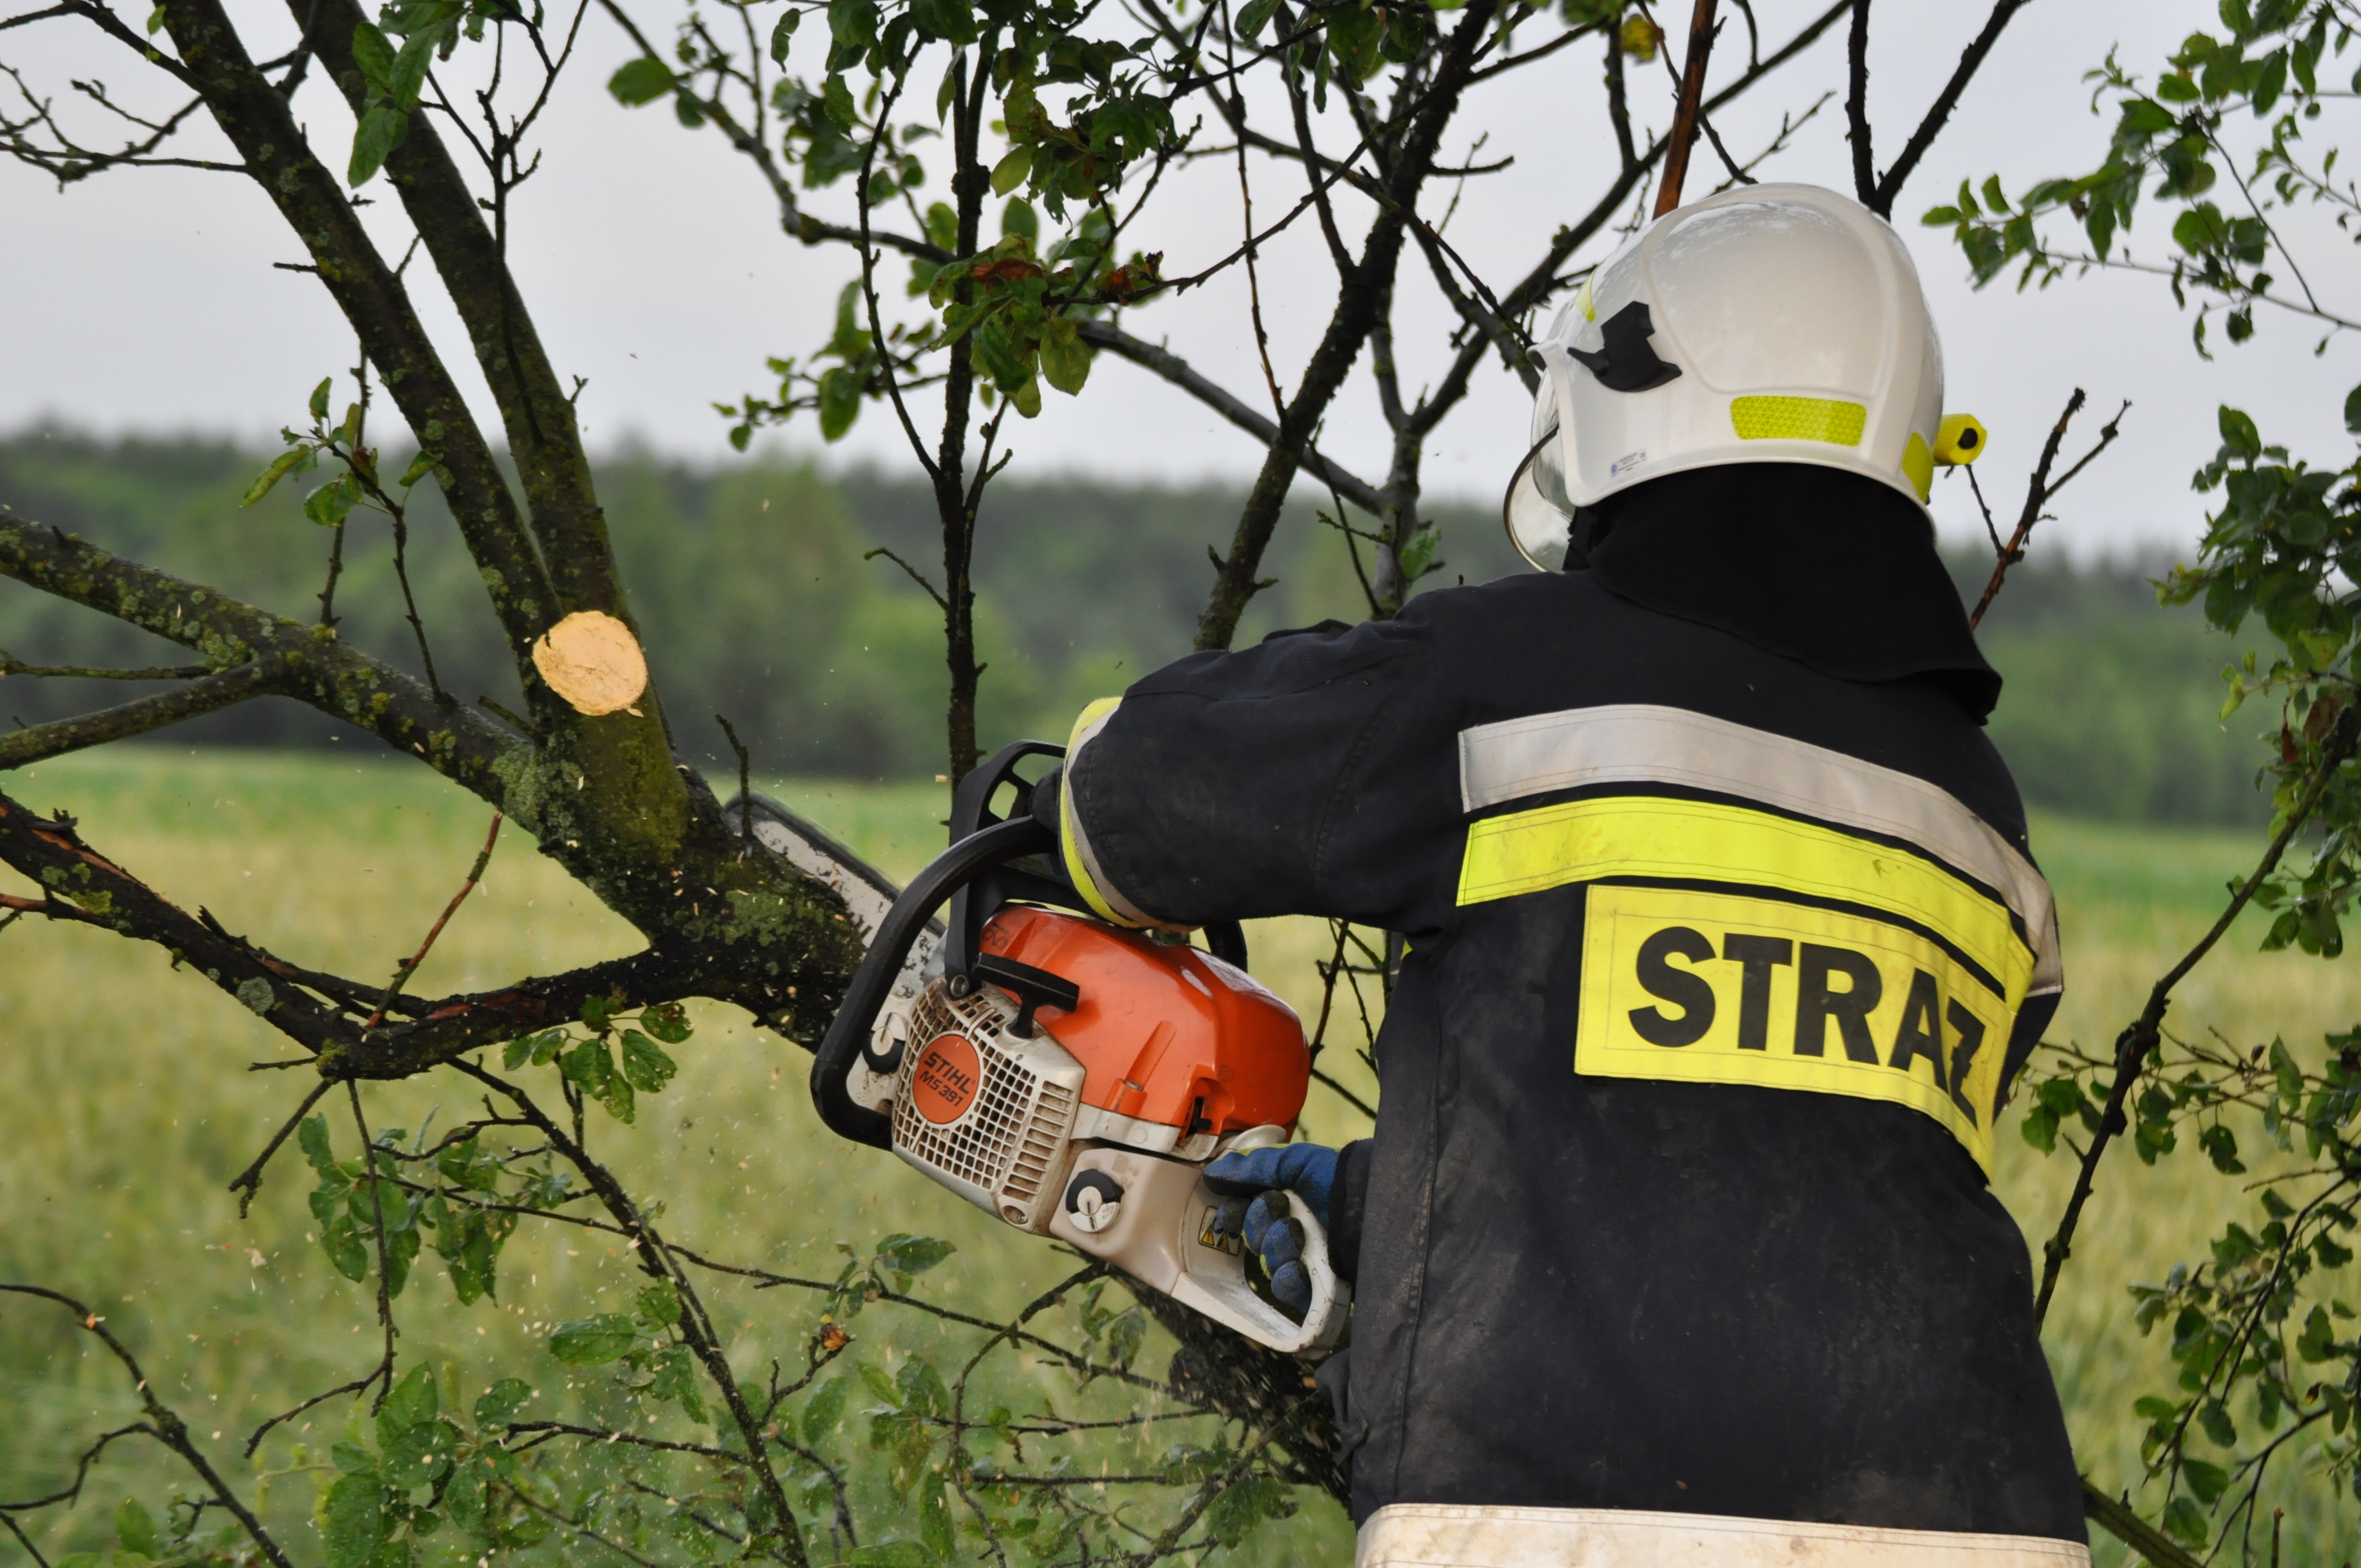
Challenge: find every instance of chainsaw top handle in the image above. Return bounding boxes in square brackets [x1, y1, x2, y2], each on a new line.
[810, 813, 1053, 1148]
[810, 737, 1250, 1149]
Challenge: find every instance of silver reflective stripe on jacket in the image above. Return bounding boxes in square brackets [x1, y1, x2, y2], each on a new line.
[1457, 704, 2063, 997]
[1355, 1505, 2093, 1568]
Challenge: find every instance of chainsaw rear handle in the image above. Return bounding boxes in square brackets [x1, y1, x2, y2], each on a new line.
[810, 814, 1053, 1148]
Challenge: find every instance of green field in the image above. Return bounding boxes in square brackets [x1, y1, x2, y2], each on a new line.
[2, 749, 2357, 1564]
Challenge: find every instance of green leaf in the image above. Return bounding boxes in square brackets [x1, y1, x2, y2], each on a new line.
[350, 20, 398, 92]
[2163, 1493, 2210, 1547]
[1399, 520, 1443, 581]
[1038, 313, 1091, 394]
[2182, 1457, 2230, 1505]
[300, 1114, 339, 1175]
[395, 449, 437, 488]
[990, 145, 1032, 197]
[473, 1377, 532, 1429]
[243, 447, 311, 507]
[348, 101, 409, 187]
[320, 1474, 388, 1568]
[822, 72, 856, 128]
[2020, 1102, 2060, 1153]
[1106, 1306, 1146, 1368]
[2198, 1398, 2237, 1448]
[377, 1362, 438, 1447]
[621, 1030, 677, 1093]
[303, 471, 361, 528]
[1233, 0, 1279, 39]
[648, 1343, 708, 1423]
[768, 7, 797, 62]
[909, 0, 975, 43]
[2272, 1036, 2304, 1106]
[385, 25, 438, 109]
[2344, 380, 2361, 438]
[549, 1313, 640, 1365]
[113, 1499, 160, 1559]
[802, 1375, 850, 1444]
[322, 1212, 371, 1282]
[559, 1037, 614, 1096]
[636, 1280, 682, 1330]
[920, 1472, 953, 1559]
[608, 56, 675, 106]
[309, 377, 333, 422]
[2198, 1123, 2244, 1173]
[817, 366, 862, 442]
[2218, 404, 2263, 461]
[380, 1418, 459, 1490]
[876, 1234, 955, 1277]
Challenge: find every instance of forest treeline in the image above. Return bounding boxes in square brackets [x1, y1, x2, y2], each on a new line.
[0, 431, 2271, 825]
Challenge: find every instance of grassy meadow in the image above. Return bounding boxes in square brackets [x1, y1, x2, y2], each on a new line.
[2, 748, 2358, 1564]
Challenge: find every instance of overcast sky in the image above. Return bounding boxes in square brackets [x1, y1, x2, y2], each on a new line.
[3, 0, 2353, 561]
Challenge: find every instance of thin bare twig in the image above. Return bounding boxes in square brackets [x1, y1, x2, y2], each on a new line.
[362, 812, 503, 1031]
[1968, 391, 2128, 627]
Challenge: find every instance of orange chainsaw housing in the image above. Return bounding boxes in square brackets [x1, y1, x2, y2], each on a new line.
[978, 906, 1309, 1138]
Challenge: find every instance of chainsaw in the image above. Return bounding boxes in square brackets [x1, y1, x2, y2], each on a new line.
[731, 741, 1348, 1357]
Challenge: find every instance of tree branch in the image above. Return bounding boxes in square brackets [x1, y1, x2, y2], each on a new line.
[151, 0, 556, 662]
[1867, 0, 2028, 217]
[0, 654, 290, 768]
[1078, 322, 1387, 514]
[0, 513, 519, 801]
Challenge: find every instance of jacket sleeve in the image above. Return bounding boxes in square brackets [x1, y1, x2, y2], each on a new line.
[1056, 611, 1456, 932]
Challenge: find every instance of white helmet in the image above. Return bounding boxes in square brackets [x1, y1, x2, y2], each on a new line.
[1504, 182, 1985, 571]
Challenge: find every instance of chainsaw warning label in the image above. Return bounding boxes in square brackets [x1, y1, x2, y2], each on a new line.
[911, 1033, 983, 1124]
[1576, 884, 2029, 1174]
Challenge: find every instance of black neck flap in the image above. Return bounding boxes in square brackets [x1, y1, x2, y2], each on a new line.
[1576, 462, 2002, 722]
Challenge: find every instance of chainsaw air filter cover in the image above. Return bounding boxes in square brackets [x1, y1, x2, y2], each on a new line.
[888, 907, 1309, 1234]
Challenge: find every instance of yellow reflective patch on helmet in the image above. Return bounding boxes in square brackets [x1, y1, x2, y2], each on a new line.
[1729, 396, 1867, 446]
[1901, 431, 1934, 501]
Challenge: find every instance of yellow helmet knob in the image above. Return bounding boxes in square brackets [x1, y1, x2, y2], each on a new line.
[1934, 413, 1987, 466]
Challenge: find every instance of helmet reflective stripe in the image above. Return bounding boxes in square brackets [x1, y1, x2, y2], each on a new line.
[1503, 183, 1978, 573]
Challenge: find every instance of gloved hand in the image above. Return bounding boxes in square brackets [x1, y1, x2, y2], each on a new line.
[1203, 1142, 1337, 1315]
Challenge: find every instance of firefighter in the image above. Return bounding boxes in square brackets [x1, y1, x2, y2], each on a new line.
[1031, 183, 2089, 1565]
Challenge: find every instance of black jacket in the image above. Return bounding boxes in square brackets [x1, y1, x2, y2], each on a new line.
[1057, 484, 2082, 1540]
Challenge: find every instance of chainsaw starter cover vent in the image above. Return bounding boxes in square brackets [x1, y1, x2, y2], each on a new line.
[891, 982, 1085, 1233]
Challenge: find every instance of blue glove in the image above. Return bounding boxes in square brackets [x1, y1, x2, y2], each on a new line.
[1203, 1143, 1337, 1315]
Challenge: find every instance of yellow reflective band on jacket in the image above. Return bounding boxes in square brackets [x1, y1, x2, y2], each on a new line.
[1576, 886, 2013, 1172]
[1060, 696, 1159, 930]
[1457, 795, 2032, 1000]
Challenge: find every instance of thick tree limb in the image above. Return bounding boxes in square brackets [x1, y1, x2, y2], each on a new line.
[0, 777, 732, 1079]
[1078, 322, 1387, 514]
[0, 653, 290, 768]
[294, 0, 627, 628]
[0, 513, 519, 801]
[150, 0, 555, 661]
[0, 788, 367, 1053]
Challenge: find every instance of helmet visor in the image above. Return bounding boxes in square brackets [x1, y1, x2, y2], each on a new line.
[1503, 418, 1574, 571]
